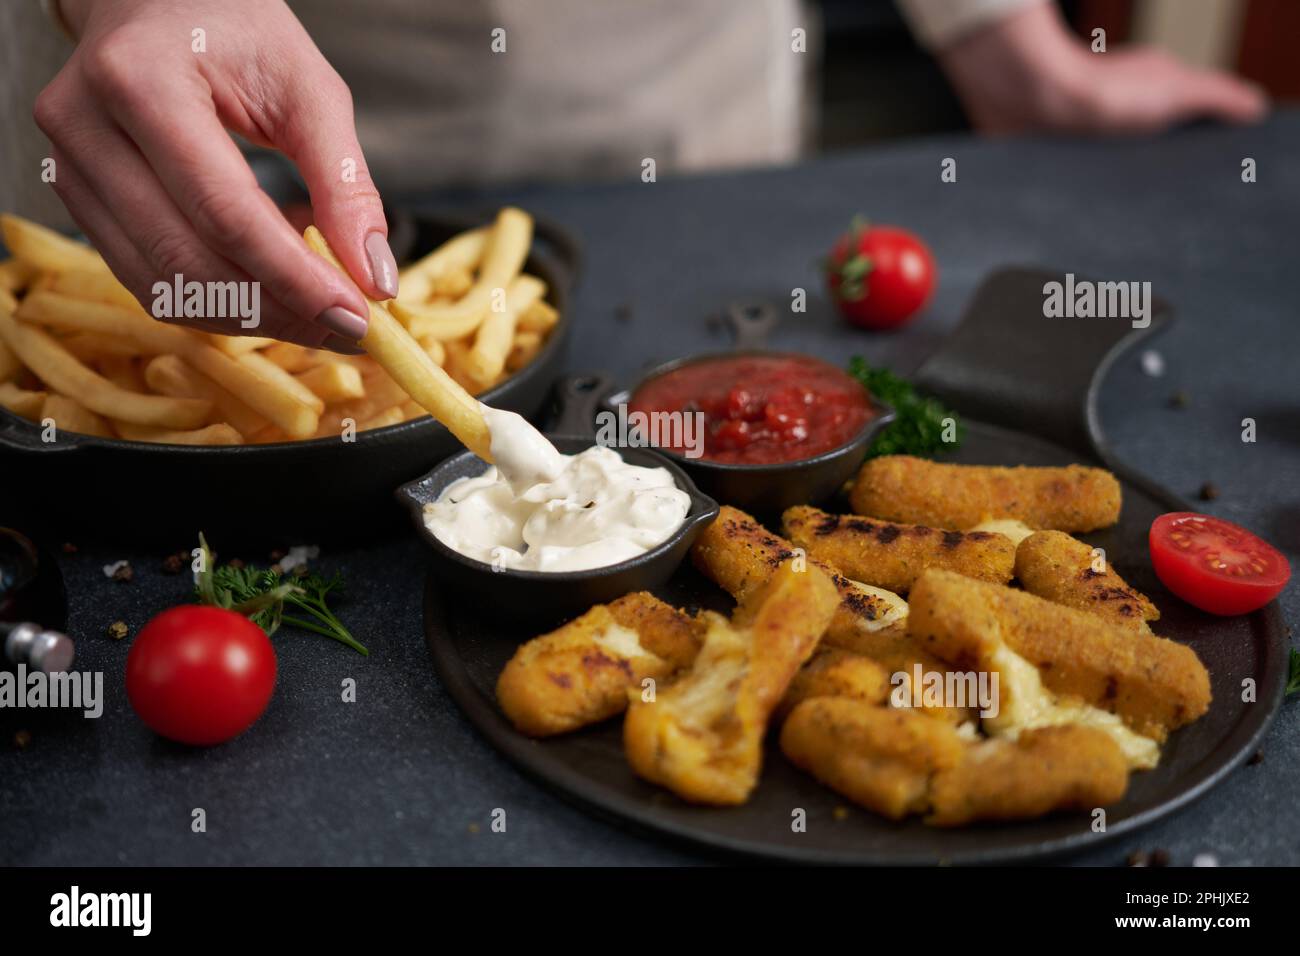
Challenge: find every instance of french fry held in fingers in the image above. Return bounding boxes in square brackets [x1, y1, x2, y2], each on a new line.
[0, 214, 108, 275]
[392, 207, 533, 340]
[303, 225, 492, 460]
[0, 307, 210, 428]
[464, 274, 546, 384]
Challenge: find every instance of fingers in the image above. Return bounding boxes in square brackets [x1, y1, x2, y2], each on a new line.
[278, 72, 397, 302]
[86, 51, 371, 341]
[1166, 64, 1268, 127]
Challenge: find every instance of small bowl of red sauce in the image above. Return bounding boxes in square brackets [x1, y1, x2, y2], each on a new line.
[619, 351, 893, 513]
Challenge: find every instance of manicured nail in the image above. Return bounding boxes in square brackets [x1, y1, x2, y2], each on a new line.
[365, 232, 399, 299]
[316, 305, 368, 341]
[321, 333, 366, 356]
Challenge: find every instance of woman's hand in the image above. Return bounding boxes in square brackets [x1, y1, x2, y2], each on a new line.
[35, 0, 397, 352]
[939, 1, 1267, 136]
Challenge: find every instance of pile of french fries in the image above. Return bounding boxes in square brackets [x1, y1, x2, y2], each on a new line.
[0, 210, 558, 445]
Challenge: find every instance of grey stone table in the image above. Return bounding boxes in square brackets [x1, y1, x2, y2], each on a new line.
[3, 113, 1297, 866]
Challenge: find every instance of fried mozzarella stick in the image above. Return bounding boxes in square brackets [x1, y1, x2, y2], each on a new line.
[496, 593, 704, 737]
[624, 561, 839, 805]
[1015, 530, 1159, 634]
[692, 506, 909, 648]
[783, 505, 1015, 593]
[775, 647, 891, 722]
[909, 570, 1210, 745]
[849, 455, 1122, 532]
[927, 726, 1128, 827]
[692, 506, 971, 725]
[780, 698, 965, 820]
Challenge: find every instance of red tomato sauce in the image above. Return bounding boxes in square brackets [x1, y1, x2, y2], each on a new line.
[629, 353, 873, 465]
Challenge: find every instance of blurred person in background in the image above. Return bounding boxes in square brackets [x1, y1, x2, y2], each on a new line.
[2, 0, 1267, 350]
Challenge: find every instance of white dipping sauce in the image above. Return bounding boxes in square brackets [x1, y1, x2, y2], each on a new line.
[423, 404, 691, 572]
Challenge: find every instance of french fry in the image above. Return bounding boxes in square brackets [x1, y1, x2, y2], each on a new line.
[206, 332, 275, 355]
[248, 423, 290, 444]
[0, 259, 33, 294]
[143, 354, 268, 437]
[0, 339, 22, 381]
[517, 299, 559, 334]
[417, 334, 445, 366]
[237, 351, 325, 415]
[358, 405, 405, 431]
[62, 333, 144, 360]
[506, 330, 543, 372]
[14, 290, 319, 437]
[431, 266, 474, 299]
[303, 226, 491, 460]
[0, 307, 211, 428]
[0, 381, 46, 419]
[46, 269, 140, 311]
[465, 274, 545, 384]
[392, 208, 533, 340]
[0, 214, 108, 275]
[114, 421, 244, 446]
[294, 360, 365, 403]
[399, 401, 427, 421]
[97, 355, 147, 393]
[40, 393, 113, 438]
[262, 341, 323, 373]
[395, 227, 488, 306]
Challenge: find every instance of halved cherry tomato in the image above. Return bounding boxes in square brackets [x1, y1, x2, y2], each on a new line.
[1149, 512, 1290, 616]
[126, 605, 277, 746]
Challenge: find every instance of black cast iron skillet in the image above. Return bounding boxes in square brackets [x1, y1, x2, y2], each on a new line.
[550, 302, 894, 517]
[0, 210, 580, 546]
[396, 435, 718, 626]
[420, 268, 1289, 864]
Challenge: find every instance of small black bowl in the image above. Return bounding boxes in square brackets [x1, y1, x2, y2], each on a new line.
[596, 351, 895, 516]
[396, 435, 718, 626]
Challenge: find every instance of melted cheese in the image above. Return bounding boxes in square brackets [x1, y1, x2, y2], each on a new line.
[843, 579, 909, 632]
[968, 518, 1036, 546]
[593, 623, 657, 662]
[985, 645, 1160, 769]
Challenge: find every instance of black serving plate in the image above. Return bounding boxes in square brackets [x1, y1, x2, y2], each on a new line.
[418, 269, 1288, 864]
[423, 419, 1287, 864]
[0, 210, 579, 546]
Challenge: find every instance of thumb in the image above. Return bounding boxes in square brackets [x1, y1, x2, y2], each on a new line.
[278, 70, 397, 302]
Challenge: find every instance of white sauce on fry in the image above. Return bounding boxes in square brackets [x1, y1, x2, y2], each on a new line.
[425, 409, 690, 572]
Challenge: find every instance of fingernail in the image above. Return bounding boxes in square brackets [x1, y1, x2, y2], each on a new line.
[322, 333, 366, 356]
[316, 305, 368, 341]
[365, 232, 399, 299]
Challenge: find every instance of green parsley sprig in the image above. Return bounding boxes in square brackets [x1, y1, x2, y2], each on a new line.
[195, 534, 368, 656]
[848, 357, 963, 458]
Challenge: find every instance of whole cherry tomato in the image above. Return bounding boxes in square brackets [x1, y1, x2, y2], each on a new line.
[826, 219, 936, 330]
[126, 605, 276, 746]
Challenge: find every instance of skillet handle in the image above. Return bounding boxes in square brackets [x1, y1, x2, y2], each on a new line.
[548, 373, 617, 438]
[912, 267, 1173, 462]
